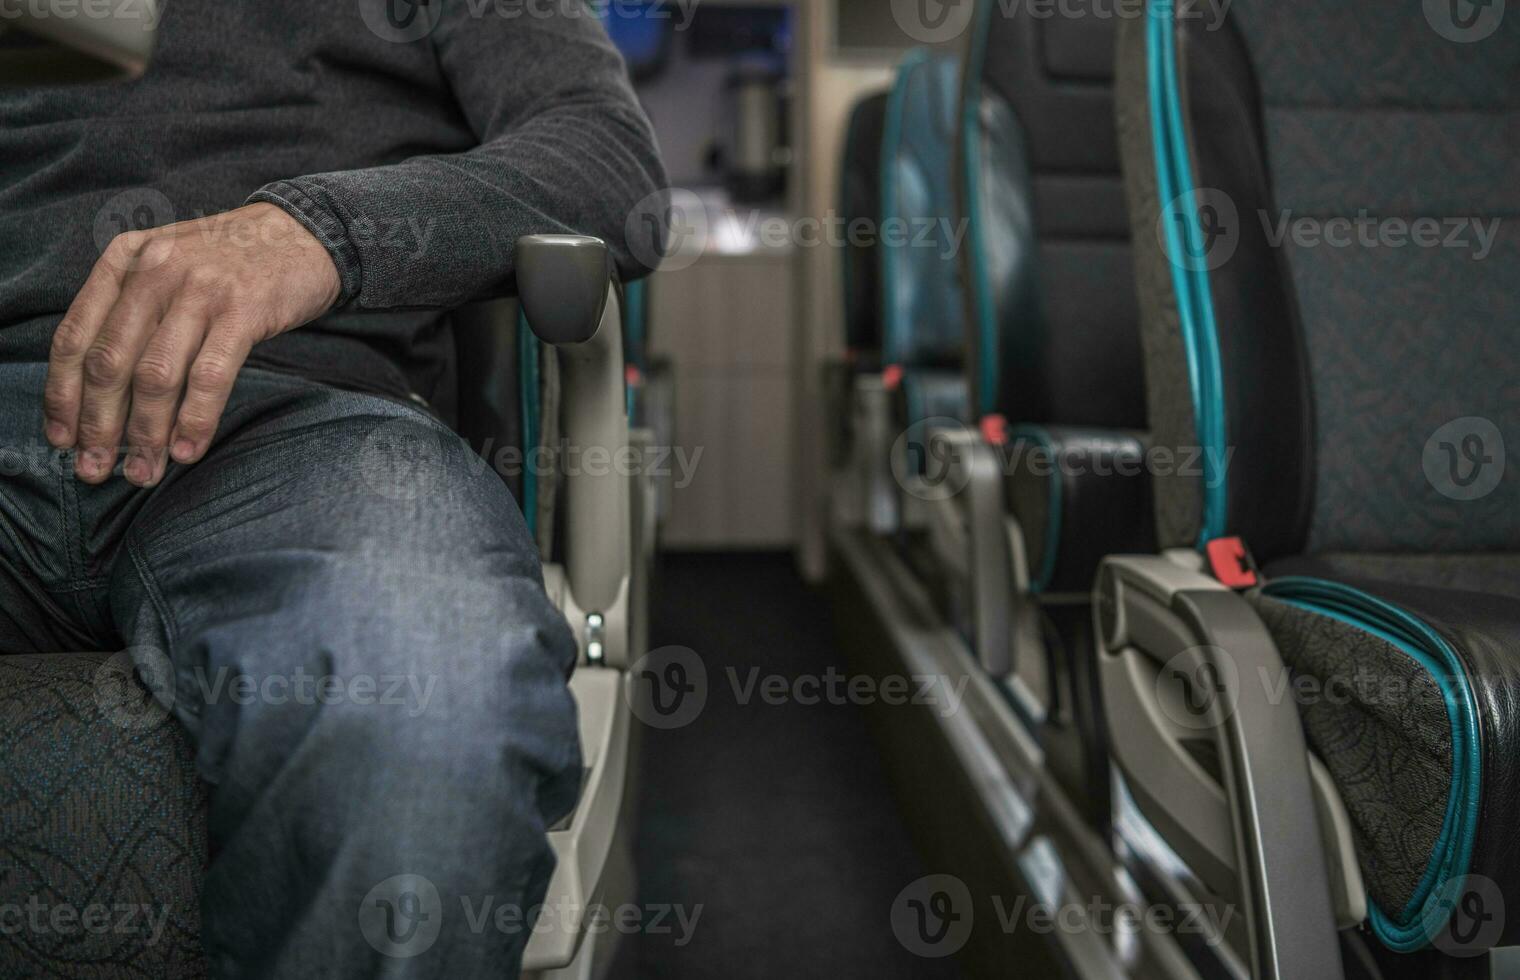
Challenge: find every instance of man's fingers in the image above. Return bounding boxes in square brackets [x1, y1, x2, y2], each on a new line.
[44, 238, 134, 447]
[73, 287, 164, 483]
[123, 302, 208, 487]
[171, 321, 250, 464]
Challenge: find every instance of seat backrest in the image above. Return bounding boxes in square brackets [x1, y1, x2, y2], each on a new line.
[959, 0, 1146, 427]
[880, 50, 965, 370]
[840, 90, 889, 357]
[1117, 0, 1520, 561]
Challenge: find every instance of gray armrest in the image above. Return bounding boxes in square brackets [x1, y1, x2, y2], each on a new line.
[3, 0, 158, 79]
[517, 234, 630, 665]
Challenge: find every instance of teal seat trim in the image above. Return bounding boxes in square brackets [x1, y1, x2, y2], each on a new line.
[518, 307, 541, 538]
[1147, 0, 1228, 545]
[1262, 576, 1482, 951]
[623, 279, 645, 419]
[1010, 424, 1060, 593]
[963, 0, 999, 417]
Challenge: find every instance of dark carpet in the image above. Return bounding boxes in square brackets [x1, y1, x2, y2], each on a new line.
[617, 552, 959, 979]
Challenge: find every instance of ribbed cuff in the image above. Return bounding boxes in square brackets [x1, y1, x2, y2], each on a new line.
[248, 180, 362, 308]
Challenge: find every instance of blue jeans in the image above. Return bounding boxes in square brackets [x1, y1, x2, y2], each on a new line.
[0, 360, 582, 977]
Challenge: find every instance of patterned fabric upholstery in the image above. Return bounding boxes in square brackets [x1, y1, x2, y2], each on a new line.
[1227, 0, 1520, 553]
[1246, 593, 1452, 918]
[0, 652, 208, 978]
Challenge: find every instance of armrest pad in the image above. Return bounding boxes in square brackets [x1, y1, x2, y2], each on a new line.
[1003, 425, 1156, 593]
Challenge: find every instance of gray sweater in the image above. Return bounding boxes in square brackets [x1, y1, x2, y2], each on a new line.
[0, 0, 667, 410]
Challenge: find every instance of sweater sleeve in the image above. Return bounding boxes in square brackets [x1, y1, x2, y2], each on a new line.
[248, 0, 668, 311]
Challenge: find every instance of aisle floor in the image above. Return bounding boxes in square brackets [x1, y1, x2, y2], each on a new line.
[618, 552, 960, 978]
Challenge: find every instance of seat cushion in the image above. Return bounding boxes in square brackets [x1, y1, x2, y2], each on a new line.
[0, 652, 208, 977]
[1001, 426, 1155, 594]
[1248, 557, 1520, 950]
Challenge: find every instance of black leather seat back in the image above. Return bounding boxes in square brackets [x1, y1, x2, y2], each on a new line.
[960, 0, 1146, 427]
[840, 91, 889, 357]
[1117, 0, 1520, 561]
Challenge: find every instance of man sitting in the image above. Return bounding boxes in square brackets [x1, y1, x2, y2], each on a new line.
[0, 1, 666, 976]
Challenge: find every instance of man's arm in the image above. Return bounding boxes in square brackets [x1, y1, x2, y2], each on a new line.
[44, 1, 667, 488]
[250, 3, 669, 310]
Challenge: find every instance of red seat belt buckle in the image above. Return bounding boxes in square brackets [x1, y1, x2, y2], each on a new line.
[979, 413, 1009, 446]
[1206, 536, 1259, 589]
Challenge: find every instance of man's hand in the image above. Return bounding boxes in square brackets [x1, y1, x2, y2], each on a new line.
[44, 202, 342, 486]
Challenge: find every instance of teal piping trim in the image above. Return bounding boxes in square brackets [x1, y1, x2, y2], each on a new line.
[624, 279, 646, 365]
[1146, 0, 1228, 544]
[624, 279, 645, 419]
[878, 47, 932, 367]
[518, 308, 541, 538]
[1262, 576, 1482, 952]
[962, 0, 998, 416]
[1011, 424, 1060, 593]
